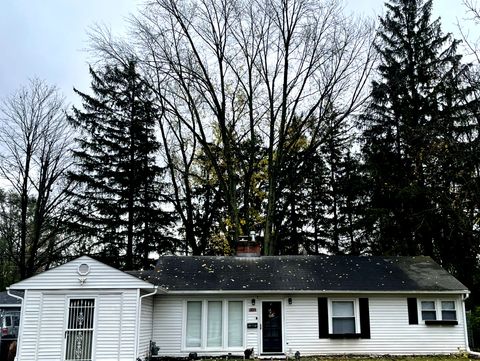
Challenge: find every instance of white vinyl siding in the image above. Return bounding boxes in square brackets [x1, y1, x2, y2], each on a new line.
[10, 256, 153, 290]
[138, 295, 154, 359]
[153, 293, 467, 357]
[285, 294, 466, 355]
[16, 290, 139, 361]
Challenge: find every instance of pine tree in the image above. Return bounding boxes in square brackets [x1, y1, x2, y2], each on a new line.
[68, 60, 172, 269]
[361, 0, 480, 273]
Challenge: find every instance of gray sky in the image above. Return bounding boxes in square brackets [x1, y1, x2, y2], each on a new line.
[0, 0, 476, 105]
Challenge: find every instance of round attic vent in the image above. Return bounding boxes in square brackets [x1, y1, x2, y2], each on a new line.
[77, 263, 90, 276]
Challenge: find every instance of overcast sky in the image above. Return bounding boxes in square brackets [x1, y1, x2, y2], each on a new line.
[0, 0, 476, 106]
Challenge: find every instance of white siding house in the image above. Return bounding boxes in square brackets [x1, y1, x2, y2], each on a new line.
[8, 254, 472, 360]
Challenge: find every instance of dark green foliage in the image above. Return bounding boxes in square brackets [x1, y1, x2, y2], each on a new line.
[68, 60, 173, 270]
[361, 0, 480, 295]
[274, 115, 368, 256]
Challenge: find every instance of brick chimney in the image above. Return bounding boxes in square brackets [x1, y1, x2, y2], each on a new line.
[236, 232, 261, 257]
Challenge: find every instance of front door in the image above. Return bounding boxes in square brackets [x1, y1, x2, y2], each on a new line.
[262, 301, 282, 353]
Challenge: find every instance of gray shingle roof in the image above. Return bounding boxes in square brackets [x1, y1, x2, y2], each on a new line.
[137, 255, 468, 293]
[0, 291, 23, 305]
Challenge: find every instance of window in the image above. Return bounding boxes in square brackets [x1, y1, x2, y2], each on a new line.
[65, 299, 95, 361]
[207, 301, 222, 347]
[186, 301, 202, 347]
[441, 301, 457, 321]
[419, 299, 457, 323]
[185, 300, 244, 350]
[421, 301, 436, 321]
[319, 298, 370, 339]
[332, 301, 356, 334]
[228, 301, 243, 347]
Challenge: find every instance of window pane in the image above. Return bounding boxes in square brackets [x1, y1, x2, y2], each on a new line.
[228, 301, 243, 348]
[442, 310, 457, 320]
[421, 301, 435, 311]
[207, 301, 222, 347]
[332, 318, 355, 334]
[422, 311, 436, 320]
[187, 301, 202, 347]
[332, 301, 354, 317]
[442, 301, 455, 310]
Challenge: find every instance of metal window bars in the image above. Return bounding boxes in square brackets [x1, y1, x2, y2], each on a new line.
[65, 299, 95, 361]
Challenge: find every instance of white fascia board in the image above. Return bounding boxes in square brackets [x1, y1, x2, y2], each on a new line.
[163, 289, 469, 295]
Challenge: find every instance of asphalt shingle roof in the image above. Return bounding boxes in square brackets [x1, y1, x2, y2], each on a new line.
[137, 255, 468, 293]
[0, 291, 23, 305]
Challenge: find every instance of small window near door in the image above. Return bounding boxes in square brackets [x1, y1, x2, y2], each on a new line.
[331, 301, 355, 334]
[228, 301, 243, 348]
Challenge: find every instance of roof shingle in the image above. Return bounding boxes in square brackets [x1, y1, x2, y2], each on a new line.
[137, 255, 467, 293]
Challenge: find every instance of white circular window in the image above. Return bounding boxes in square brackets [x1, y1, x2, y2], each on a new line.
[77, 263, 90, 276]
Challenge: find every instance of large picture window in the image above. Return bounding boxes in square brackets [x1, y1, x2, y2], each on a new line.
[185, 300, 244, 350]
[65, 299, 95, 361]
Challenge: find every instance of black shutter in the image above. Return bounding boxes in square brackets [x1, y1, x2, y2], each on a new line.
[359, 298, 370, 339]
[318, 297, 329, 338]
[407, 298, 418, 324]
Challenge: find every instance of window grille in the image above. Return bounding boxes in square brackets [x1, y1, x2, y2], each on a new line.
[65, 299, 95, 361]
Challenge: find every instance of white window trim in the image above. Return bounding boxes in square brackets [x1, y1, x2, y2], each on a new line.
[63, 296, 97, 361]
[418, 299, 458, 323]
[327, 298, 360, 334]
[182, 299, 245, 352]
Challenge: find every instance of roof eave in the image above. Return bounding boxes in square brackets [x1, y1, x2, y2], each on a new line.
[159, 289, 470, 295]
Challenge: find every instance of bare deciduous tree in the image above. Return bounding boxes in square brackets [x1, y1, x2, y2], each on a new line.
[0, 79, 74, 278]
[90, 0, 376, 255]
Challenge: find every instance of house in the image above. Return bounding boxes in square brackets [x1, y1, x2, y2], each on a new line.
[8, 249, 470, 361]
[0, 290, 22, 359]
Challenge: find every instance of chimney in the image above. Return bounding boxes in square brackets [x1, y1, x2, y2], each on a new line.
[236, 232, 261, 257]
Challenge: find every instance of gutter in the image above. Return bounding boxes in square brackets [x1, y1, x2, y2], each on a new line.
[6, 288, 24, 361]
[134, 286, 158, 361]
[462, 293, 480, 357]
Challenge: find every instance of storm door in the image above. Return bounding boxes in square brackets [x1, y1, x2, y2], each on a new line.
[64, 299, 95, 361]
[262, 301, 282, 353]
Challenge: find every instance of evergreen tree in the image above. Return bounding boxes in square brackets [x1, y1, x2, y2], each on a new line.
[361, 0, 480, 284]
[68, 60, 172, 269]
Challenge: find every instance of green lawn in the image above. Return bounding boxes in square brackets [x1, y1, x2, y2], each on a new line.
[192, 356, 479, 361]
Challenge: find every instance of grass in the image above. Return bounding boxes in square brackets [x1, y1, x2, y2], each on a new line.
[154, 355, 480, 361]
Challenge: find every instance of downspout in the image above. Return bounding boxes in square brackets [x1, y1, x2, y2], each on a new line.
[7, 288, 24, 361]
[135, 286, 158, 361]
[462, 293, 480, 356]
